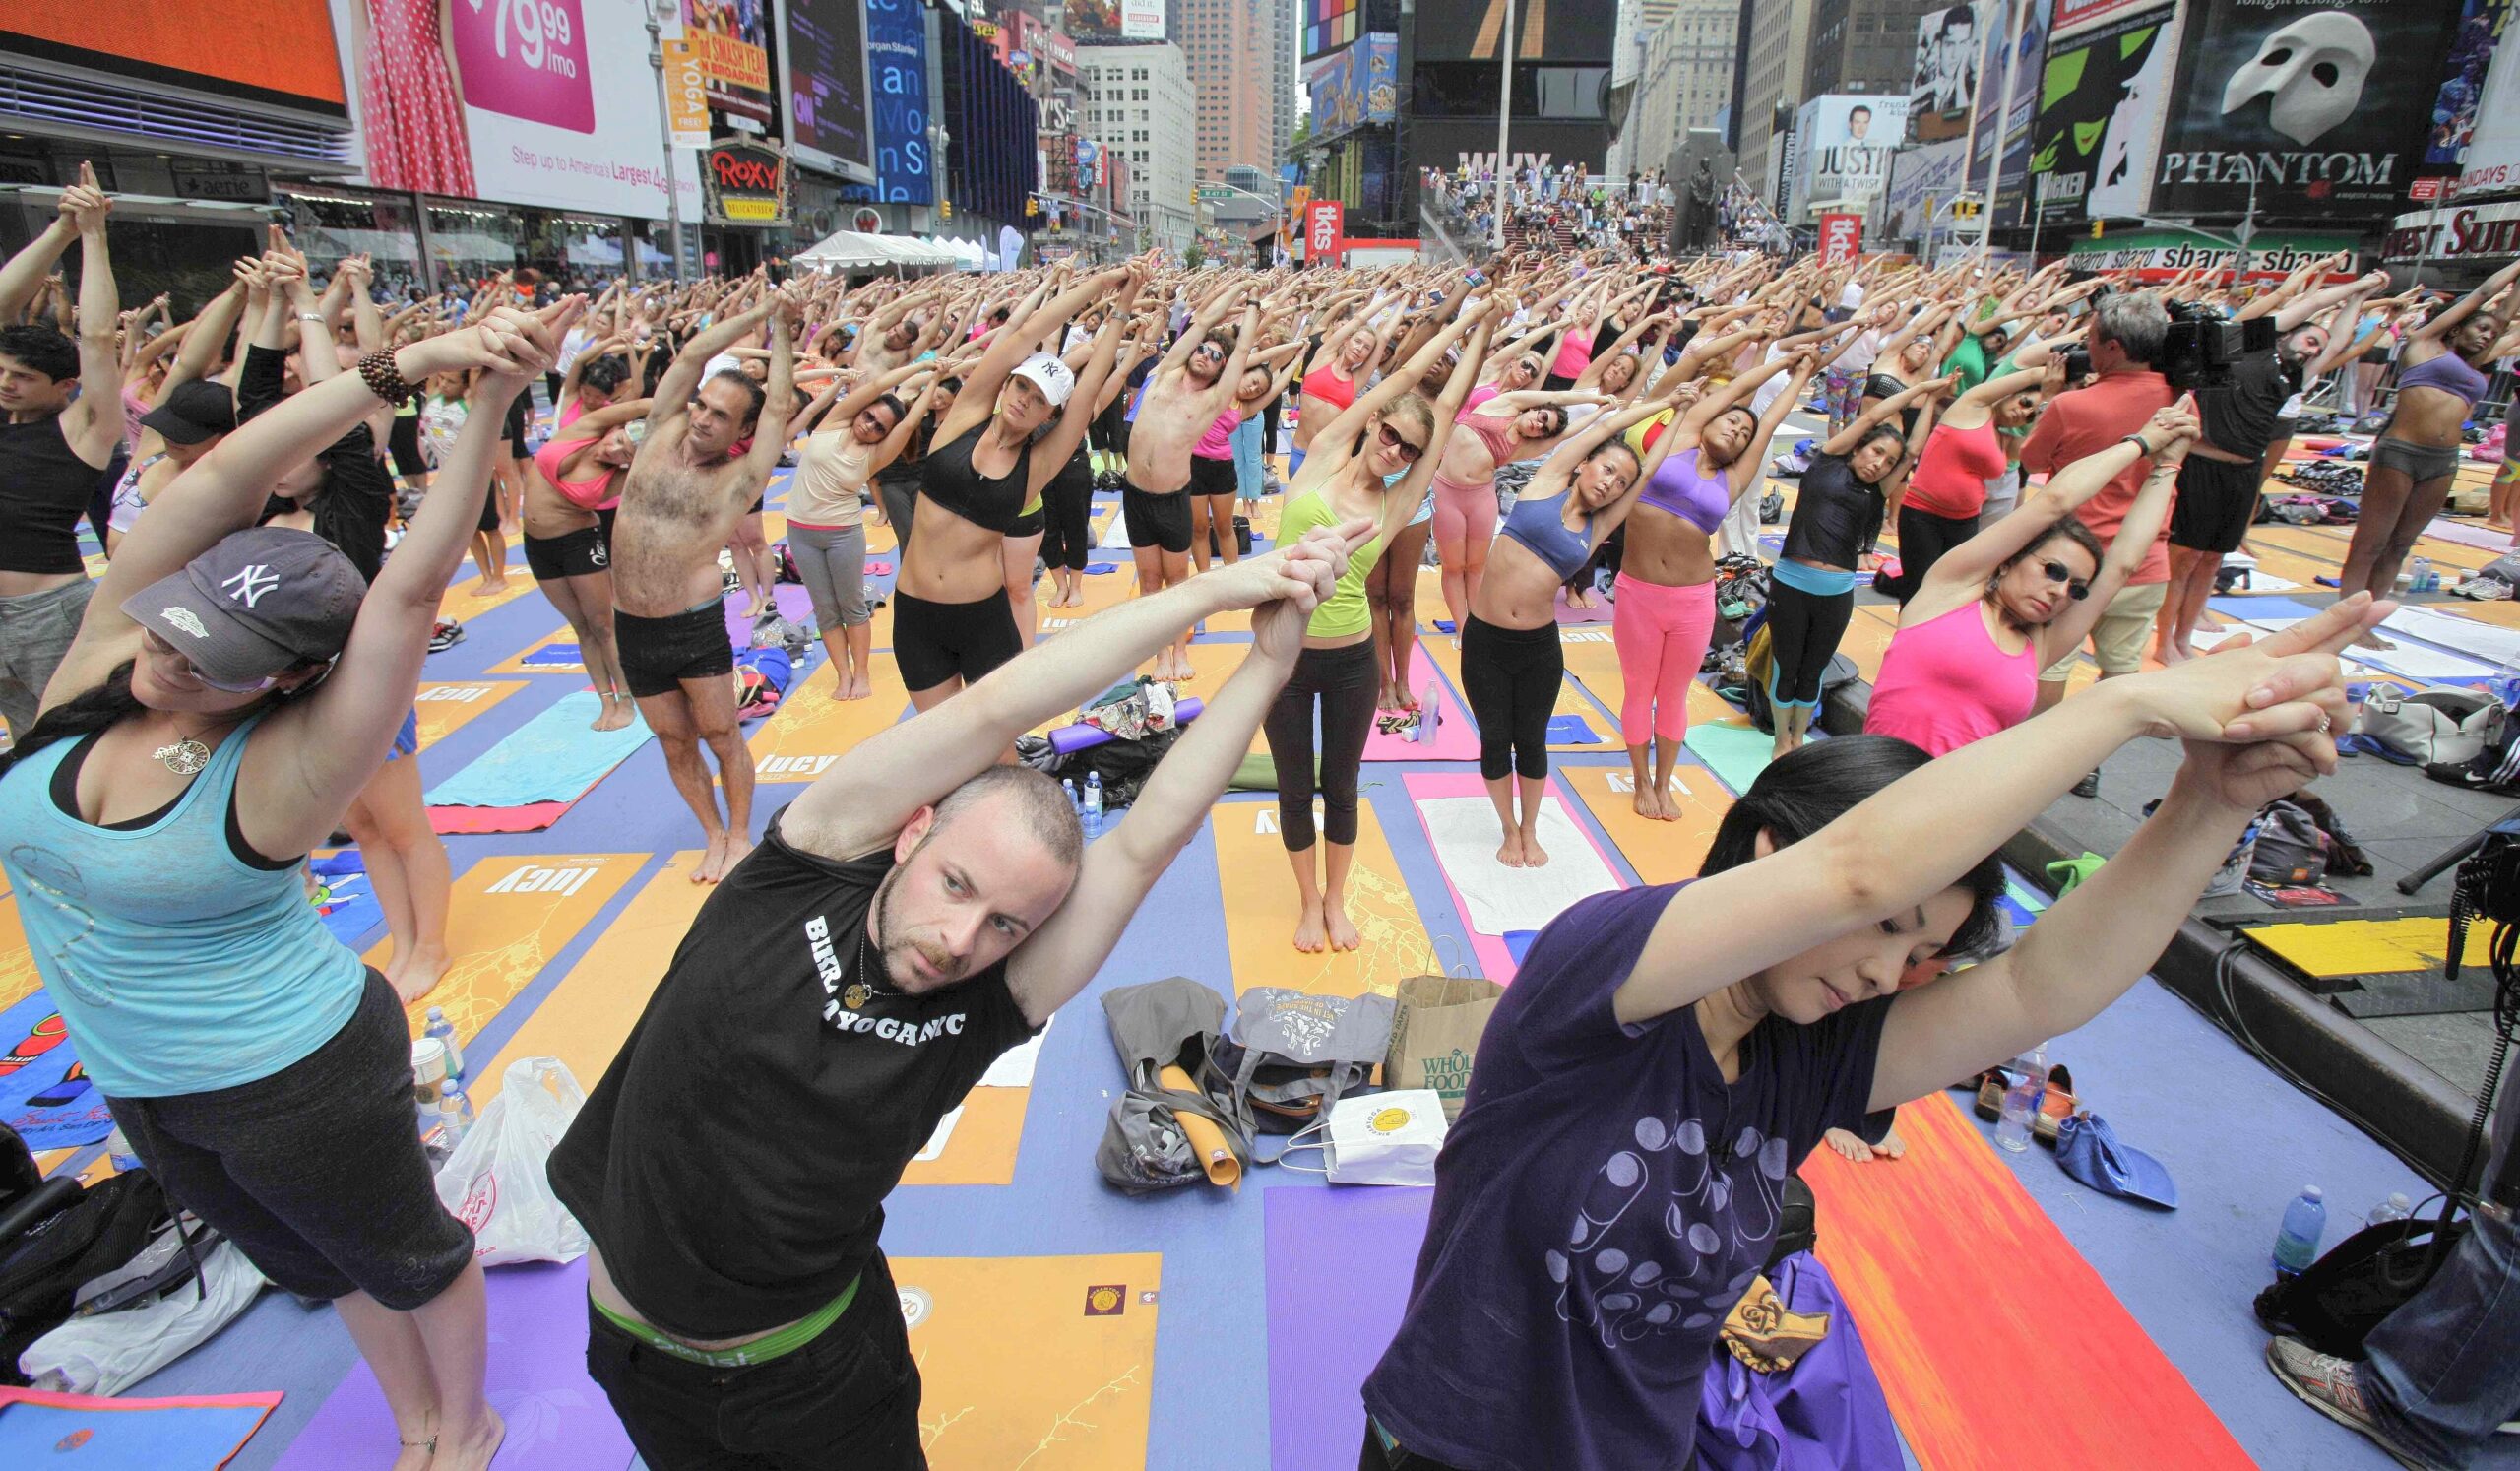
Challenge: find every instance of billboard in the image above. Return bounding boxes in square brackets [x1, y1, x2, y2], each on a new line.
[2465, 30, 2520, 193]
[1302, 0, 1361, 59]
[1966, 0, 2045, 224]
[844, 0, 933, 206]
[2066, 228, 2358, 279]
[338, 0, 696, 217]
[784, 0, 874, 181]
[2384, 201, 2520, 263]
[1069, 0, 1166, 43]
[1818, 213, 1863, 263]
[1795, 95, 1912, 222]
[1909, 6, 1979, 143]
[7, 0, 344, 110]
[680, 0, 775, 122]
[2152, 0, 2467, 216]
[2027, 5, 2174, 224]
[2052, 0, 2160, 40]
[1307, 34, 1398, 145]
[1417, 0, 1615, 62]
[1306, 200, 1345, 260]
[2426, 0, 2511, 167]
[1882, 136, 1968, 243]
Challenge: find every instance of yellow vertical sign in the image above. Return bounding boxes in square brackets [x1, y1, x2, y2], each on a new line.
[662, 38, 710, 148]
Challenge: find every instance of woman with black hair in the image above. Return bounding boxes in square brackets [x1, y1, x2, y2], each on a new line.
[1, 300, 577, 1471]
[785, 360, 936, 697]
[1359, 592, 2376, 1471]
[1868, 407, 2198, 757]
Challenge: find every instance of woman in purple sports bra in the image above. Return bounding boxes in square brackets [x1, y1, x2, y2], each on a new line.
[2338, 259, 2520, 606]
[1425, 391, 1598, 630]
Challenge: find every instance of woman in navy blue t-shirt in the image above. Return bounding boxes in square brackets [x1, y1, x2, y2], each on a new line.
[1358, 592, 2384, 1471]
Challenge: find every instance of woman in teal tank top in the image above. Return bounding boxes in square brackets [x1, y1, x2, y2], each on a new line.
[1258, 298, 1498, 954]
[0, 290, 586, 1471]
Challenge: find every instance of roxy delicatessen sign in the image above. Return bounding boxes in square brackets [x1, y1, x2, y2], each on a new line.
[705, 139, 790, 225]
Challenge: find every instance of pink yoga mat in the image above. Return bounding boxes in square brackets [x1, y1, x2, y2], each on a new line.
[1554, 589, 1613, 624]
[1363, 672, 1481, 763]
[2426, 518, 2512, 553]
[274, 1259, 632, 1471]
[428, 799, 575, 834]
[1401, 770, 1628, 981]
[723, 583, 816, 643]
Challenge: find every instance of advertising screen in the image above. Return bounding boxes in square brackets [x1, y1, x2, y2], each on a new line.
[1882, 136, 1968, 243]
[1795, 95, 1912, 220]
[1908, 5, 1978, 143]
[844, 0, 933, 205]
[680, 0, 774, 122]
[1306, 34, 1397, 145]
[9, 0, 344, 110]
[1068, 0, 1166, 43]
[1415, 0, 1612, 62]
[2426, 0, 2510, 168]
[2027, 5, 2174, 224]
[785, 0, 873, 181]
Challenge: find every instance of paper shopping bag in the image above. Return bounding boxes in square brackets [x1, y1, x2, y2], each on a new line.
[1385, 975, 1503, 1121]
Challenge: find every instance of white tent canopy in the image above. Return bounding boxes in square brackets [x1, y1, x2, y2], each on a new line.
[792, 230, 961, 271]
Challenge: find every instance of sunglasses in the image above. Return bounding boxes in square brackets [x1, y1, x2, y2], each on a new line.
[1377, 423, 1427, 463]
[141, 628, 283, 693]
[2036, 559, 2092, 601]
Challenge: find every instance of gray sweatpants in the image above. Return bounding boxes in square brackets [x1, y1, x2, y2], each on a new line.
[0, 579, 94, 738]
[788, 522, 867, 630]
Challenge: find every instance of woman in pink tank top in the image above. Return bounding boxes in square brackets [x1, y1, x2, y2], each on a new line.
[1868, 406, 2201, 757]
[521, 398, 649, 731]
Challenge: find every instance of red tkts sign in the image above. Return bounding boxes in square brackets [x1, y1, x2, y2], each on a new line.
[1818, 212, 1862, 265]
[1306, 201, 1344, 262]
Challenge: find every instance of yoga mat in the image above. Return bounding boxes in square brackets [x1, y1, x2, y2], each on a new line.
[1684, 720, 1774, 798]
[0, 1386, 282, 1468]
[1554, 589, 1614, 623]
[1420, 632, 1624, 754]
[1262, 1187, 1431, 1471]
[0, 895, 39, 1016]
[424, 692, 654, 824]
[746, 648, 910, 783]
[1209, 798, 1436, 998]
[307, 851, 383, 949]
[2380, 604, 2520, 666]
[724, 582, 815, 644]
[1559, 762, 1732, 886]
[1363, 672, 1480, 763]
[369, 852, 644, 1045]
[2241, 917, 2488, 980]
[2424, 516, 2513, 553]
[272, 1258, 632, 1471]
[486, 627, 585, 674]
[437, 569, 536, 622]
[411, 679, 529, 750]
[0, 993, 113, 1149]
[894, 1252, 1162, 1470]
[1403, 773, 1627, 980]
[1804, 1092, 2254, 1470]
[1558, 634, 1739, 744]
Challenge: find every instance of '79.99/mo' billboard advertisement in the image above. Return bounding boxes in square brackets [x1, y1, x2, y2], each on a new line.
[2151, 0, 2466, 216]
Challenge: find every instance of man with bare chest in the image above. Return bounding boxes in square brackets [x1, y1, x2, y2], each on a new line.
[611, 296, 796, 882]
[1122, 285, 1257, 679]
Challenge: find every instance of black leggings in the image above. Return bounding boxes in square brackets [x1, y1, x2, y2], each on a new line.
[876, 471, 918, 554]
[1764, 579, 1853, 709]
[1263, 641, 1379, 850]
[1882, 504, 1974, 603]
[1041, 453, 1095, 571]
[1460, 614, 1560, 781]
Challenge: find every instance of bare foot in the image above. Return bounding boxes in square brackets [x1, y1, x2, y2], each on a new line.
[694, 833, 727, 883]
[2354, 631, 2397, 651]
[1521, 833, 1550, 867]
[1324, 899, 1360, 951]
[1495, 833, 1525, 867]
[592, 695, 635, 732]
[391, 947, 452, 1006]
[471, 578, 509, 595]
[428, 1407, 505, 1471]
[1633, 788, 1661, 820]
[2155, 640, 2190, 666]
[391, 1436, 433, 1471]
[719, 832, 756, 879]
[1395, 688, 1420, 714]
[1378, 683, 1400, 712]
[1824, 1127, 1875, 1163]
[848, 672, 873, 700]
[1293, 901, 1328, 953]
[1652, 787, 1681, 821]
[1872, 1125, 1907, 1160]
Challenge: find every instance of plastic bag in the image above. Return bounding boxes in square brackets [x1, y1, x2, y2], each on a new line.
[433, 1056, 592, 1267]
[18, 1238, 264, 1396]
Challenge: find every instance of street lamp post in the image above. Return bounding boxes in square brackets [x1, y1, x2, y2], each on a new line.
[1493, 0, 1514, 251]
[645, 7, 688, 283]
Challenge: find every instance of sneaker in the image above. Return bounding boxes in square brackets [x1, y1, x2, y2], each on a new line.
[2071, 769, 2101, 799]
[2263, 1338, 2437, 1470]
[428, 619, 465, 653]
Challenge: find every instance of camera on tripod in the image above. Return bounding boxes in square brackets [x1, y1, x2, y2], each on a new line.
[2160, 299, 2274, 395]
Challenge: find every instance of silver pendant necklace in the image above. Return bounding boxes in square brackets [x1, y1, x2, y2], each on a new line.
[152, 718, 231, 775]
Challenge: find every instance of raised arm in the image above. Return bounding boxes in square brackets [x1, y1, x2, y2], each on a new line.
[1375, 308, 1498, 544]
[58, 167, 125, 465]
[649, 301, 770, 429]
[1726, 351, 1821, 495]
[0, 192, 80, 323]
[1306, 301, 1487, 465]
[2413, 259, 2520, 346]
[1029, 306, 1136, 498]
[1922, 406, 2193, 617]
[730, 309, 796, 498]
[1819, 374, 1951, 456]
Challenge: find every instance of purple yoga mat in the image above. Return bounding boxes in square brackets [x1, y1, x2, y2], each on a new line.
[273, 1259, 633, 1471]
[1047, 698, 1203, 754]
[1263, 1185, 1431, 1471]
[723, 583, 816, 644]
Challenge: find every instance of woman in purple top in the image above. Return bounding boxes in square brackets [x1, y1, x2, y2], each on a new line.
[1358, 592, 2382, 1471]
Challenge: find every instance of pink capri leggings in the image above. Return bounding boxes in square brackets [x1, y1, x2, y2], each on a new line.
[1429, 472, 1498, 550]
[1611, 572, 1720, 745]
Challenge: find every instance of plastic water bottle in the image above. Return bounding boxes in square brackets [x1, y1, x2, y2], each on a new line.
[1995, 1046, 2048, 1153]
[1082, 773, 1103, 837]
[437, 1081, 476, 1153]
[424, 1007, 463, 1084]
[2368, 1192, 2413, 1229]
[2410, 556, 2436, 593]
[1062, 778, 1080, 817]
[2273, 1185, 2328, 1278]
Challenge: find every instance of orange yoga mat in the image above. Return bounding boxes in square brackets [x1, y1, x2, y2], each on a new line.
[1557, 629, 1737, 741]
[1558, 763, 1730, 886]
[374, 852, 644, 1044]
[485, 626, 586, 675]
[410, 680, 528, 750]
[437, 564, 536, 622]
[1208, 798, 1436, 998]
[1804, 1092, 2253, 1469]
[746, 648, 912, 783]
[1421, 632, 1622, 752]
[900, 1252, 1161, 1470]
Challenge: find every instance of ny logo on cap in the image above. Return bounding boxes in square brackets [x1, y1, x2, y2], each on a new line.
[221, 565, 280, 608]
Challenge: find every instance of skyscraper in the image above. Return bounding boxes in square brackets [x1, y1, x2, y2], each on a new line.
[1177, 0, 1279, 179]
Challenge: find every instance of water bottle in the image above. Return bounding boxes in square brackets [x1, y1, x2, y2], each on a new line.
[2273, 1185, 2328, 1278]
[1062, 778, 1080, 816]
[2410, 556, 2435, 593]
[2367, 1191, 2413, 1229]
[424, 1006, 463, 1084]
[1082, 772, 1103, 837]
[1995, 1046, 2048, 1153]
[437, 1081, 476, 1153]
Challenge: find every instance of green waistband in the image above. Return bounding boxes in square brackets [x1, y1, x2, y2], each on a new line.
[592, 1274, 858, 1368]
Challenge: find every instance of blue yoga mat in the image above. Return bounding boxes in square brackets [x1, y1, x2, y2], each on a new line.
[1684, 722, 1773, 797]
[0, 993, 113, 1150]
[0, 1389, 280, 1465]
[1545, 714, 1602, 744]
[424, 691, 652, 809]
[519, 642, 585, 669]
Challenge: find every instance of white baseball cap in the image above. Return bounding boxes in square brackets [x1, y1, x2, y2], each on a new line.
[1010, 353, 1075, 410]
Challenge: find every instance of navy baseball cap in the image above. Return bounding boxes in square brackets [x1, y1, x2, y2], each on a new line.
[121, 526, 367, 687]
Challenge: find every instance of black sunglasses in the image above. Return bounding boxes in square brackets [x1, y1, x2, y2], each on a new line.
[1378, 423, 1427, 462]
[2037, 559, 2092, 601]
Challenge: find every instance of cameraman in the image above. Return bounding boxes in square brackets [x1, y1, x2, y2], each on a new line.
[2156, 266, 2387, 665]
[2019, 289, 2174, 799]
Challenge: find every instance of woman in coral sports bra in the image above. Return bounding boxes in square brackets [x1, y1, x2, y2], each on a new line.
[523, 399, 649, 732]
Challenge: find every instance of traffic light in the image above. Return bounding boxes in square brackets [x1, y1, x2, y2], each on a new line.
[2091, 220, 2104, 239]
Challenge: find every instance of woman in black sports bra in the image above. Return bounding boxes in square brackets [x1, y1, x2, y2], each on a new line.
[896, 263, 1141, 710]
[1859, 301, 1957, 440]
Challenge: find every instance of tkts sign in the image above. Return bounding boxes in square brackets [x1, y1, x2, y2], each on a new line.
[705, 138, 789, 225]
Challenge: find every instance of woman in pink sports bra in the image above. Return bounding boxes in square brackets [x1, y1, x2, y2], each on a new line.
[1426, 393, 1600, 629]
[1868, 406, 2200, 757]
[522, 398, 649, 731]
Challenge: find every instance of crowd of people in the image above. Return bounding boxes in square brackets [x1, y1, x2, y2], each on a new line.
[4, 165, 2517, 1471]
[1420, 163, 1679, 260]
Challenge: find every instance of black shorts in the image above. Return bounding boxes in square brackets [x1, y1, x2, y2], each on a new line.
[1189, 454, 1236, 498]
[1008, 503, 1046, 539]
[1124, 485, 1193, 553]
[2171, 455, 2260, 555]
[748, 493, 765, 515]
[526, 524, 610, 580]
[478, 490, 504, 534]
[388, 415, 428, 479]
[614, 599, 733, 698]
[892, 587, 1021, 692]
[503, 393, 531, 459]
[105, 970, 474, 1311]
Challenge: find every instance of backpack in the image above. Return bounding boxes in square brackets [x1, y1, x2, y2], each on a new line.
[1209, 989, 1397, 1157]
[0, 1171, 176, 1384]
[2246, 800, 2329, 887]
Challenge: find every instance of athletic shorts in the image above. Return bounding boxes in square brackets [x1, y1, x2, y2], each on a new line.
[1008, 504, 1046, 539]
[478, 490, 504, 534]
[892, 587, 1022, 693]
[1189, 454, 1236, 498]
[2042, 581, 2169, 681]
[614, 600, 733, 698]
[503, 393, 532, 459]
[2370, 436, 2462, 483]
[526, 524, 611, 580]
[1124, 485, 1193, 553]
[2170, 456, 2260, 555]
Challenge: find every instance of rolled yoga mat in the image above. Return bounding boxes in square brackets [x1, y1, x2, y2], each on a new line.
[1160, 1063, 1241, 1186]
[1050, 698, 1203, 755]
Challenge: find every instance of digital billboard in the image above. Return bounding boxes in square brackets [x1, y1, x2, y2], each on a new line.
[9, 0, 345, 110]
[784, 0, 874, 181]
[1909, 5, 1978, 143]
[844, 0, 934, 206]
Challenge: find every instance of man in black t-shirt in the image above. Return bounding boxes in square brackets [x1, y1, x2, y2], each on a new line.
[2157, 266, 2384, 664]
[550, 519, 1364, 1470]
